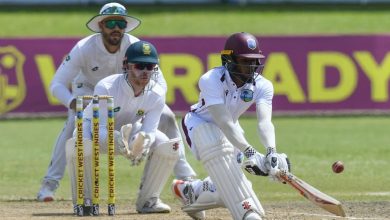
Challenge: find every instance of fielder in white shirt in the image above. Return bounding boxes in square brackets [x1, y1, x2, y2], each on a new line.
[66, 40, 179, 214]
[37, 2, 195, 202]
[172, 32, 291, 220]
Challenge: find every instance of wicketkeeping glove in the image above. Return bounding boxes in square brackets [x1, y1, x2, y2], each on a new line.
[130, 147, 150, 166]
[129, 133, 152, 166]
[117, 124, 133, 158]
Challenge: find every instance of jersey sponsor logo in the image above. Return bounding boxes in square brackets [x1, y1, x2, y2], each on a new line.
[0, 46, 26, 115]
[113, 107, 120, 112]
[136, 109, 144, 116]
[91, 66, 99, 71]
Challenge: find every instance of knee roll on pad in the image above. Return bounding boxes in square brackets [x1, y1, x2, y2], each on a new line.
[193, 123, 265, 219]
[192, 123, 234, 162]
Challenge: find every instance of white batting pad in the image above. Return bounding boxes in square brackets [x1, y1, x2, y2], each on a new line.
[65, 137, 93, 205]
[193, 123, 265, 219]
[136, 138, 180, 210]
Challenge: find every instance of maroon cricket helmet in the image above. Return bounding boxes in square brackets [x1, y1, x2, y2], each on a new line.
[221, 32, 265, 62]
[221, 32, 265, 84]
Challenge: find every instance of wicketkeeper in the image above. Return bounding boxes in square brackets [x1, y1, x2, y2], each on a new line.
[66, 40, 180, 214]
[172, 32, 291, 220]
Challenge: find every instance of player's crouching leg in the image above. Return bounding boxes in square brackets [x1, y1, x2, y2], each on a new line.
[135, 137, 180, 213]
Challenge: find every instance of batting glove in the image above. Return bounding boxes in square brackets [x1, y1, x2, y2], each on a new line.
[243, 146, 269, 176]
[266, 147, 279, 175]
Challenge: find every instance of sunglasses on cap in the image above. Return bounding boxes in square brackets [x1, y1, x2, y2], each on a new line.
[104, 20, 127, 29]
[133, 63, 157, 71]
[101, 6, 127, 15]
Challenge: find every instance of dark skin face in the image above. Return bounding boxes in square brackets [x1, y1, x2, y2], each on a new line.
[231, 57, 259, 87]
[98, 16, 126, 53]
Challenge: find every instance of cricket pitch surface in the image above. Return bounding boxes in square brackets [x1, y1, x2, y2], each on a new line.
[1, 200, 388, 219]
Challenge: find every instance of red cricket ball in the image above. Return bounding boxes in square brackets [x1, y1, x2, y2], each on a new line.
[332, 161, 344, 173]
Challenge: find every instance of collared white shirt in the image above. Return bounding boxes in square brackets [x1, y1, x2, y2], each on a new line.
[190, 66, 273, 123]
[83, 74, 166, 143]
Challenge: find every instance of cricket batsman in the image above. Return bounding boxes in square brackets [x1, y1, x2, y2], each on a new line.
[172, 32, 291, 220]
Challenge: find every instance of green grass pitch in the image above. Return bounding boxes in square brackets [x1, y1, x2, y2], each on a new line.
[0, 117, 389, 203]
[0, 3, 389, 208]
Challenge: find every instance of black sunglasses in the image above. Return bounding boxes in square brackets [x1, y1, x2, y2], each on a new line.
[133, 63, 157, 71]
[104, 20, 127, 30]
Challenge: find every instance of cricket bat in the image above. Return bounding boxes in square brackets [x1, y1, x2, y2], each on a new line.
[277, 170, 346, 217]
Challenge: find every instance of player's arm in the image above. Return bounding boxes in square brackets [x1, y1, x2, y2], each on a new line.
[255, 79, 276, 151]
[256, 103, 276, 150]
[125, 95, 165, 165]
[198, 71, 254, 156]
[208, 105, 274, 177]
[140, 95, 166, 144]
[255, 81, 280, 175]
[50, 45, 83, 110]
[208, 104, 251, 153]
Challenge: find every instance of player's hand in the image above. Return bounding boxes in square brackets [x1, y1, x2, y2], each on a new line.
[243, 152, 269, 176]
[117, 124, 133, 158]
[129, 132, 151, 158]
[130, 147, 150, 166]
[266, 147, 279, 177]
[266, 149, 293, 183]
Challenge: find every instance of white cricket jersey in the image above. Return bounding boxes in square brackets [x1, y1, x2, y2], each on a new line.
[83, 74, 166, 142]
[190, 66, 273, 123]
[50, 33, 167, 108]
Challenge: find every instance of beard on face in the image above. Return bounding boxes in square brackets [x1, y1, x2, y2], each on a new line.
[129, 71, 151, 87]
[102, 30, 123, 46]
